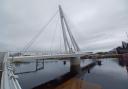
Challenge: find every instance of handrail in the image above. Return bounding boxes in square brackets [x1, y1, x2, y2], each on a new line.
[1, 52, 22, 89]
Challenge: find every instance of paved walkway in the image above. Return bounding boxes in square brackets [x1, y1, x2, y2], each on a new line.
[55, 78, 102, 89]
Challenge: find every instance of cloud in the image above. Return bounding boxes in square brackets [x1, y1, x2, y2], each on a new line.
[0, 0, 128, 52]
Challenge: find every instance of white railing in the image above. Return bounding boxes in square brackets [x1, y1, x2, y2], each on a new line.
[1, 52, 22, 89]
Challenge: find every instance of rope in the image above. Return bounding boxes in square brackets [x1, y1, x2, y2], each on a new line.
[22, 10, 59, 53]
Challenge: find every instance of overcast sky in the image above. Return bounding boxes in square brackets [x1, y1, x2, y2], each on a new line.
[0, 0, 128, 52]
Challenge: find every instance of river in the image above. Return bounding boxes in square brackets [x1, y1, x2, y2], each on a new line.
[14, 58, 128, 89]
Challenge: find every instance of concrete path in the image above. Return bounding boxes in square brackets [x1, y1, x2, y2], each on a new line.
[55, 78, 102, 89]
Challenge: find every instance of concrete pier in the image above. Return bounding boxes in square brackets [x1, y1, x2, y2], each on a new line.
[70, 57, 81, 74]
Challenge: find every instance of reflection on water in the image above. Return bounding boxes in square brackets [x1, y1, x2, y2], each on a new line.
[83, 58, 128, 89]
[15, 60, 70, 89]
[118, 58, 128, 72]
[15, 59, 92, 89]
[15, 58, 128, 89]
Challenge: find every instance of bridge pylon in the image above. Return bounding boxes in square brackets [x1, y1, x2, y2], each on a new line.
[59, 5, 81, 74]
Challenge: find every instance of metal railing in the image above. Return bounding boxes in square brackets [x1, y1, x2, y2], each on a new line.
[1, 52, 22, 89]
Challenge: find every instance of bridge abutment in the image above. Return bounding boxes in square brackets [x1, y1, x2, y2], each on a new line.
[70, 57, 81, 74]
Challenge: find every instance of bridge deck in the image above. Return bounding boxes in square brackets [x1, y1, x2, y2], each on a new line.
[9, 53, 85, 61]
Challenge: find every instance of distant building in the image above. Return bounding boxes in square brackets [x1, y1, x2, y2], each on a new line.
[116, 41, 128, 54]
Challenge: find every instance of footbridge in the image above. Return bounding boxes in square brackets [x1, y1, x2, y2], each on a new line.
[1, 5, 91, 89]
[9, 52, 86, 60]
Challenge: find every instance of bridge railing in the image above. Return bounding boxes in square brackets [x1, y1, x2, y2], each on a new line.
[1, 52, 22, 89]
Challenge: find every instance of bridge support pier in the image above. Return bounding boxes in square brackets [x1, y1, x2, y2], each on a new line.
[70, 57, 81, 74]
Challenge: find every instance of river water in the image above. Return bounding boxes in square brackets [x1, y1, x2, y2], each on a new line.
[15, 58, 128, 89]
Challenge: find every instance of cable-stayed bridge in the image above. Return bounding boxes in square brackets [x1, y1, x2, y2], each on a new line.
[10, 4, 84, 76]
[11, 5, 83, 73]
[0, 5, 89, 89]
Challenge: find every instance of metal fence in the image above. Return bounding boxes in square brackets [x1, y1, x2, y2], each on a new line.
[1, 52, 22, 89]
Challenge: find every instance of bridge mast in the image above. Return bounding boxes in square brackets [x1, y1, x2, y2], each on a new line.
[59, 5, 71, 53]
[59, 5, 81, 74]
[59, 5, 80, 53]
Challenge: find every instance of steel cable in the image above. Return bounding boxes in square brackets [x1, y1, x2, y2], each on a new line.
[22, 10, 59, 53]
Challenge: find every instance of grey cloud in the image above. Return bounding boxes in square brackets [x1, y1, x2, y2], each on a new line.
[0, 0, 128, 52]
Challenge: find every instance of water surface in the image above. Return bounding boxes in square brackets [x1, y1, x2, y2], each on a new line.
[15, 58, 128, 89]
[83, 58, 128, 89]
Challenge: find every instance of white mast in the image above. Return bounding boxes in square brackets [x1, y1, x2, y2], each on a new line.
[58, 5, 80, 53]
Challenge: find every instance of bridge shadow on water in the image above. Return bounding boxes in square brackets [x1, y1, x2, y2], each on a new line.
[32, 58, 128, 89]
[32, 62, 97, 89]
[14, 58, 128, 89]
